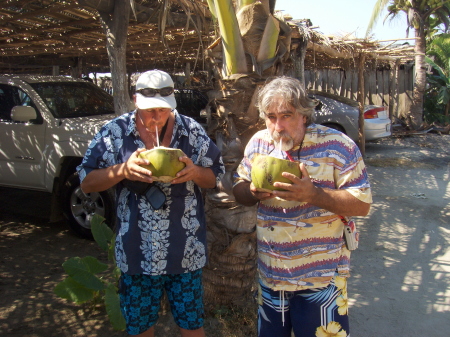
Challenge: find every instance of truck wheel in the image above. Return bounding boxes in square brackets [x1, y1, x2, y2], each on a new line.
[321, 123, 346, 134]
[62, 173, 115, 239]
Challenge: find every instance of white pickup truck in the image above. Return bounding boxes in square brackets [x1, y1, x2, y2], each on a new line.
[0, 75, 116, 238]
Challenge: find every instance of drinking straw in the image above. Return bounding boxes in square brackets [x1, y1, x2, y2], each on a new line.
[155, 124, 159, 147]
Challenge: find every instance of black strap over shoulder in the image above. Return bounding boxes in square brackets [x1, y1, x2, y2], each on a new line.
[121, 179, 152, 195]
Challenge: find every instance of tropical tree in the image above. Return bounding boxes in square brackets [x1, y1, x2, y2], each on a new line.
[201, 0, 347, 305]
[202, 0, 296, 305]
[427, 33, 450, 69]
[424, 33, 450, 122]
[366, 0, 450, 130]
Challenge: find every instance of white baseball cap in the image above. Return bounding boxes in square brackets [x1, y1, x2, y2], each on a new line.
[135, 70, 177, 110]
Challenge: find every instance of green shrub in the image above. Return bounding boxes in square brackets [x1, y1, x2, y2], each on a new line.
[54, 215, 125, 331]
[424, 91, 450, 124]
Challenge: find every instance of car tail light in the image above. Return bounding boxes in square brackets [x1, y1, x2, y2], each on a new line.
[364, 107, 386, 119]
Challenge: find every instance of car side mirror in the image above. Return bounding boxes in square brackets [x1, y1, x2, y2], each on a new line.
[315, 101, 323, 111]
[11, 106, 37, 122]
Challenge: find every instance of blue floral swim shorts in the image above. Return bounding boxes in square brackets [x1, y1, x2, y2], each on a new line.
[118, 269, 204, 335]
[258, 273, 350, 337]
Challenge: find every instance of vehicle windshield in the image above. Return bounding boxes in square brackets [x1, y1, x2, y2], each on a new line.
[29, 81, 115, 118]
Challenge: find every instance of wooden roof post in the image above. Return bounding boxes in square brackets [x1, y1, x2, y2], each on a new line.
[52, 66, 60, 76]
[185, 62, 191, 87]
[98, 0, 131, 116]
[357, 53, 366, 156]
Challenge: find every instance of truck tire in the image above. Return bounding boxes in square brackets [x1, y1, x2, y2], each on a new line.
[321, 123, 346, 134]
[62, 173, 115, 239]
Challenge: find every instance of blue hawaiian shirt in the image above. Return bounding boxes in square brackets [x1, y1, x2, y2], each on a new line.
[77, 110, 225, 275]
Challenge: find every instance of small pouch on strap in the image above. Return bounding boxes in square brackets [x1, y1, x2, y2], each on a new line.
[339, 216, 359, 250]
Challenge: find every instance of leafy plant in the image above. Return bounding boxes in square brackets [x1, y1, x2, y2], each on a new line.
[424, 33, 450, 124]
[54, 215, 125, 331]
[367, 0, 450, 129]
[423, 93, 450, 124]
[425, 55, 450, 123]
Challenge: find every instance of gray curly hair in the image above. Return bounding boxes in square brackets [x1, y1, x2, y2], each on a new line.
[256, 76, 317, 125]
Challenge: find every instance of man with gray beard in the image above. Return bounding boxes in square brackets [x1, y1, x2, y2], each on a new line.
[232, 76, 372, 337]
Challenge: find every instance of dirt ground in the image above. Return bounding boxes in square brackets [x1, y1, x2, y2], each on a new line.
[1, 132, 449, 337]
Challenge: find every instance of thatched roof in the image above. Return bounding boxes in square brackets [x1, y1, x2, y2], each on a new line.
[287, 19, 416, 71]
[1, 0, 416, 76]
[1, 0, 215, 75]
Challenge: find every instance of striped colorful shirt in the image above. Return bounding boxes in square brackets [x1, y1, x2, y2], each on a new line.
[234, 124, 372, 291]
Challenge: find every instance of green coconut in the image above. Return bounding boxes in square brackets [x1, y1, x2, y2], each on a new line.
[138, 147, 186, 183]
[251, 155, 301, 192]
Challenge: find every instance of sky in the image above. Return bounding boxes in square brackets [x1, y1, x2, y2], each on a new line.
[275, 0, 415, 43]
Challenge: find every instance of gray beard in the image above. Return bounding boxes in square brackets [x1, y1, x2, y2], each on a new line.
[272, 131, 294, 151]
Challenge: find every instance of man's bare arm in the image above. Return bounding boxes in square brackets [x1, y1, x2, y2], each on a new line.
[232, 181, 275, 206]
[302, 187, 370, 216]
[272, 163, 370, 216]
[81, 148, 153, 193]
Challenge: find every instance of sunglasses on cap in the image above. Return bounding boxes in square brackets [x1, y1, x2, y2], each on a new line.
[136, 87, 174, 97]
[121, 180, 166, 210]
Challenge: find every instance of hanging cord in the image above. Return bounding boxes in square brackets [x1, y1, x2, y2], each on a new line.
[158, 117, 169, 144]
[280, 290, 286, 326]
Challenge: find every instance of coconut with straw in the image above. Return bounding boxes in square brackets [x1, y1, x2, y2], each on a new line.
[138, 124, 186, 183]
[251, 137, 301, 192]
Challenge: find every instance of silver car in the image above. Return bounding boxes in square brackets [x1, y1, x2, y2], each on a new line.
[311, 91, 392, 143]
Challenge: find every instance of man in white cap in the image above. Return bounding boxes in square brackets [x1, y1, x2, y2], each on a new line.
[77, 69, 225, 337]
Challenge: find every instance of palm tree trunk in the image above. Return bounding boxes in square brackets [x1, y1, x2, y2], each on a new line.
[203, 80, 262, 305]
[408, 28, 427, 129]
[202, 0, 283, 305]
[202, 0, 320, 305]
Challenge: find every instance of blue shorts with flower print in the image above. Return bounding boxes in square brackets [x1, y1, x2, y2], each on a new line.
[258, 272, 349, 337]
[119, 269, 204, 335]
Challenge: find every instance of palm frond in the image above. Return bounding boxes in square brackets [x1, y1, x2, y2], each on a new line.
[426, 55, 446, 79]
[130, 0, 137, 21]
[432, 6, 450, 33]
[426, 34, 450, 76]
[366, 0, 391, 37]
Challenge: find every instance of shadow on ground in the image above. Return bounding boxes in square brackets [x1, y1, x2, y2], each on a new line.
[0, 187, 256, 337]
[349, 141, 450, 336]
[1, 135, 449, 336]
